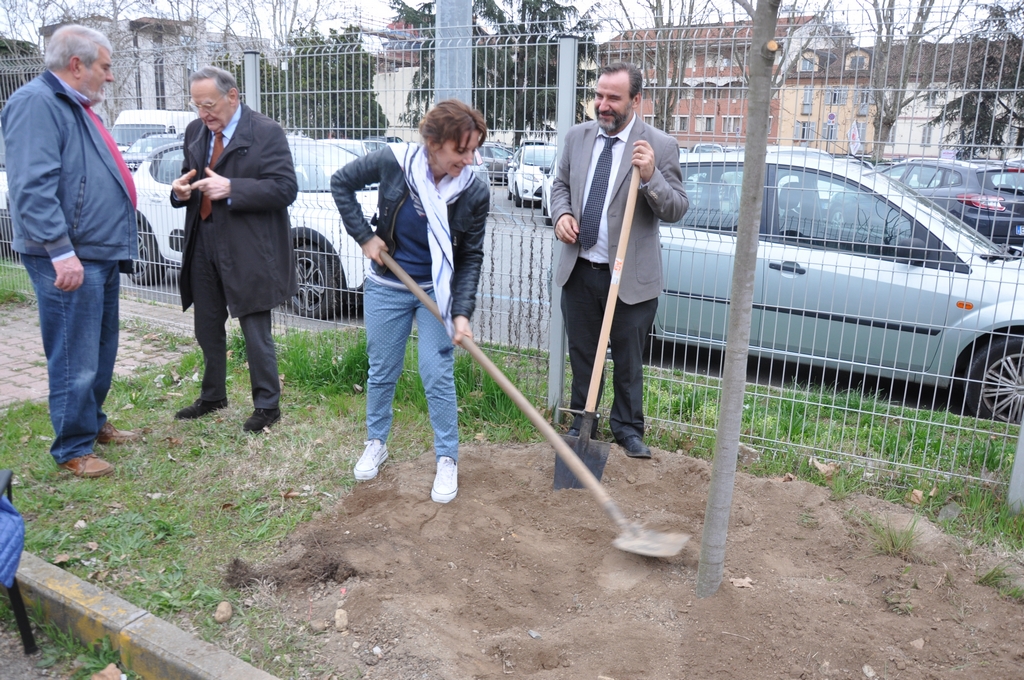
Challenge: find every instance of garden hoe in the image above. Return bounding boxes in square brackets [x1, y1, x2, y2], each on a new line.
[380, 251, 689, 558]
[555, 167, 641, 490]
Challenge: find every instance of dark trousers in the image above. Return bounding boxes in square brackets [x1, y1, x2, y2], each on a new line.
[191, 223, 280, 409]
[560, 258, 658, 441]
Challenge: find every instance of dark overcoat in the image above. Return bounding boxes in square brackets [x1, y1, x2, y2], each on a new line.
[172, 104, 298, 318]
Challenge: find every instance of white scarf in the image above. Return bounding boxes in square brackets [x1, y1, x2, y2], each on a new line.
[390, 142, 475, 338]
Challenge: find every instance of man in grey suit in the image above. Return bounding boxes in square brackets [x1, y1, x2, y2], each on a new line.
[550, 62, 688, 459]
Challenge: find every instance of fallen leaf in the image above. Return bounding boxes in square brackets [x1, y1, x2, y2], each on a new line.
[167, 454, 179, 463]
[282, 489, 301, 499]
[121, 403, 134, 411]
[89, 570, 109, 582]
[143, 333, 159, 341]
[74, 520, 87, 530]
[145, 493, 164, 500]
[353, 384, 363, 394]
[89, 661, 122, 680]
[166, 391, 183, 397]
[781, 473, 796, 482]
[907, 489, 923, 505]
[106, 501, 124, 509]
[19, 435, 29, 444]
[929, 485, 939, 497]
[221, 502, 237, 510]
[166, 437, 183, 447]
[85, 542, 99, 552]
[53, 554, 70, 564]
[810, 457, 838, 480]
[313, 438, 324, 446]
[729, 577, 754, 588]
[474, 432, 486, 442]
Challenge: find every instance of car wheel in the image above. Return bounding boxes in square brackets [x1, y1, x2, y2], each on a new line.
[512, 182, 523, 208]
[507, 184, 513, 200]
[291, 239, 339, 320]
[129, 221, 165, 285]
[965, 335, 1024, 423]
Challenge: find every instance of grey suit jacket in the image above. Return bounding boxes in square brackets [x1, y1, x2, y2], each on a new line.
[550, 116, 688, 304]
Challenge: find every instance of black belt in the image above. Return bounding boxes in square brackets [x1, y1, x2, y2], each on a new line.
[578, 258, 609, 270]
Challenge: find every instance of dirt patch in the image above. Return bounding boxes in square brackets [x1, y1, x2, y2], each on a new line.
[237, 443, 1024, 679]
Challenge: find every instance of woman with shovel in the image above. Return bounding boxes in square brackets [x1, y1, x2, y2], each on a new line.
[330, 100, 489, 504]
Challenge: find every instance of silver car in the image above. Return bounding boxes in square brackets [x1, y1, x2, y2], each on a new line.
[656, 151, 1024, 422]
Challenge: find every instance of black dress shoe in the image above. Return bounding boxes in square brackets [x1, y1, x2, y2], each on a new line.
[617, 434, 652, 459]
[175, 398, 228, 420]
[244, 408, 281, 433]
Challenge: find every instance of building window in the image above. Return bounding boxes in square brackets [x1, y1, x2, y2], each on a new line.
[824, 122, 838, 140]
[795, 121, 816, 141]
[674, 115, 689, 132]
[722, 116, 742, 134]
[848, 55, 867, 70]
[828, 88, 848, 105]
[799, 57, 815, 72]
[679, 87, 694, 100]
[699, 116, 715, 133]
[802, 86, 814, 114]
[855, 122, 867, 142]
[644, 115, 654, 126]
[925, 88, 942, 107]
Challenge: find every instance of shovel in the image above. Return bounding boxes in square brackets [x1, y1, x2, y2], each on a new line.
[556, 166, 642, 489]
[379, 252, 688, 558]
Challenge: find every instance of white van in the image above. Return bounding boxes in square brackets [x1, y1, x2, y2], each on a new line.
[111, 110, 196, 151]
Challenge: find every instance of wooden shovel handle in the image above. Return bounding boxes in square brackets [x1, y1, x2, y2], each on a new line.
[378, 252, 632, 532]
[583, 166, 642, 412]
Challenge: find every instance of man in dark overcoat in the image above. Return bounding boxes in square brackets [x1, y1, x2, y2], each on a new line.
[170, 65, 298, 432]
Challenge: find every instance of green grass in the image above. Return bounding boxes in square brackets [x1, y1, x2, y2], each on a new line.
[0, 262, 31, 304]
[862, 512, 922, 562]
[976, 565, 1024, 603]
[4, 317, 1024, 677]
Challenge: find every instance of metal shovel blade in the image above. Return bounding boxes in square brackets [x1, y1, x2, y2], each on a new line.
[613, 525, 691, 558]
[554, 434, 610, 489]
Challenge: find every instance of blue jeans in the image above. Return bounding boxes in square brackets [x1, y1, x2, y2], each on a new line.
[364, 278, 459, 461]
[22, 256, 120, 465]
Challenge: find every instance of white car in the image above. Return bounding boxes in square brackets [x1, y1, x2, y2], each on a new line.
[540, 156, 557, 226]
[507, 144, 556, 208]
[132, 136, 377, 319]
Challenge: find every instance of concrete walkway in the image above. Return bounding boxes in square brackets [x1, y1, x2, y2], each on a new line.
[0, 297, 194, 408]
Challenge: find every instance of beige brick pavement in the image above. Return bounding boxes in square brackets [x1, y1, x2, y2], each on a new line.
[0, 297, 195, 408]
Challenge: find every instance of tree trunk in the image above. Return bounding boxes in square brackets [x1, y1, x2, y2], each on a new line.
[695, 0, 780, 598]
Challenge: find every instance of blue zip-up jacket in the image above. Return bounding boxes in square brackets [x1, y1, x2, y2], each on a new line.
[1, 71, 136, 261]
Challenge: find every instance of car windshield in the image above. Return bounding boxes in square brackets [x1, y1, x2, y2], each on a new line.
[523, 147, 555, 166]
[489, 146, 512, 159]
[982, 168, 1024, 194]
[127, 136, 178, 154]
[291, 141, 358, 192]
[112, 124, 166, 147]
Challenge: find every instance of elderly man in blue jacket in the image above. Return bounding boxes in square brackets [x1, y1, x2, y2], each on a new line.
[1, 24, 140, 478]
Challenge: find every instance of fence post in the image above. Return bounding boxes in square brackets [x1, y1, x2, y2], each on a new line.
[243, 51, 261, 114]
[435, 0, 473, 104]
[1010, 428, 1024, 513]
[546, 35, 579, 417]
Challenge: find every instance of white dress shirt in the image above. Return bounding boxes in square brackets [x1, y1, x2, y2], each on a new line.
[579, 113, 636, 264]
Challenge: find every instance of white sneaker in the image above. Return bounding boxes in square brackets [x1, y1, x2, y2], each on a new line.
[431, 456, 458, 503]
[354, 439, 388, 481]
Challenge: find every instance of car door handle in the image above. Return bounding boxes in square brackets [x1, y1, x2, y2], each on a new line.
[769, 261, 806, 275]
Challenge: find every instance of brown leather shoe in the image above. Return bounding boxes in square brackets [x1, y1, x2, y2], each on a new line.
[96, 422, 140, 445]
[59, 454, 114, 478]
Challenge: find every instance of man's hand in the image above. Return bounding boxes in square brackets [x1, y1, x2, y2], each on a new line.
[172, 169, 197, 201]
[360, 235, 389, 266]
[191, 167, 231, 201]
[53, 255, 84, 292]
[554, 214, 579, 244]
[632, 139, 657, 183]
[452, 315, 473, 347]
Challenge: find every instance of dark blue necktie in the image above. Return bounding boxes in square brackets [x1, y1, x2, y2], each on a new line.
[579, 135, 617, 252]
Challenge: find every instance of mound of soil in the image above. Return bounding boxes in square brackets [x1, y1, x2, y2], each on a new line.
[252, 444, 1024, 679]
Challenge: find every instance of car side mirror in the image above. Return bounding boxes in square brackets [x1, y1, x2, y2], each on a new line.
[896, 237, 927, 266]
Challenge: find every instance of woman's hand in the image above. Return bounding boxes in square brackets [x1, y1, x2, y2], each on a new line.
[360, 236, 389, 266]
[452, 315, 473, 347]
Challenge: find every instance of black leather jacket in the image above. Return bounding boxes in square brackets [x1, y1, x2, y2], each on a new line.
[331, 147, 489, 320]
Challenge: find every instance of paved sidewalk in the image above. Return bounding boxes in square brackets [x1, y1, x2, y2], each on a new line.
[0, 297, 194, 408]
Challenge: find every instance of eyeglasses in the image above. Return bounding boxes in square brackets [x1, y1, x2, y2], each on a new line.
[188, 94, 225, 112]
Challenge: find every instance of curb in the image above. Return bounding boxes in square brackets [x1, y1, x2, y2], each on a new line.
[15, 551, 279, 680]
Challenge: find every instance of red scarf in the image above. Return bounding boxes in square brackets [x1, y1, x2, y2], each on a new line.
[84, 104, 137, 208]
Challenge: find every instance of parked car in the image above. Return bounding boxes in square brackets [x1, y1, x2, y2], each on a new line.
[325, 138, 370, 157]
[0, 121, 11, 261]
[876, 159, 1024, 246]
[692, 143, 725, 153]
[132, 137, 377, 319]
[541, 156, 557, 226]
[507, 144, 556, 208]
[122, 132, 183, 171]
[110, 109, 195, 152]
[477, 142, 513, 183]
[656, 150, 1024, 423]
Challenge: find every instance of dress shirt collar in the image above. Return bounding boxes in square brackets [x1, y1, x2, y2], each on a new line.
[49, 71, 91, 106]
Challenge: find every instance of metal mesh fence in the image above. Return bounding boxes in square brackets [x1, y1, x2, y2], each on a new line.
[2, 7, 1024, 488]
